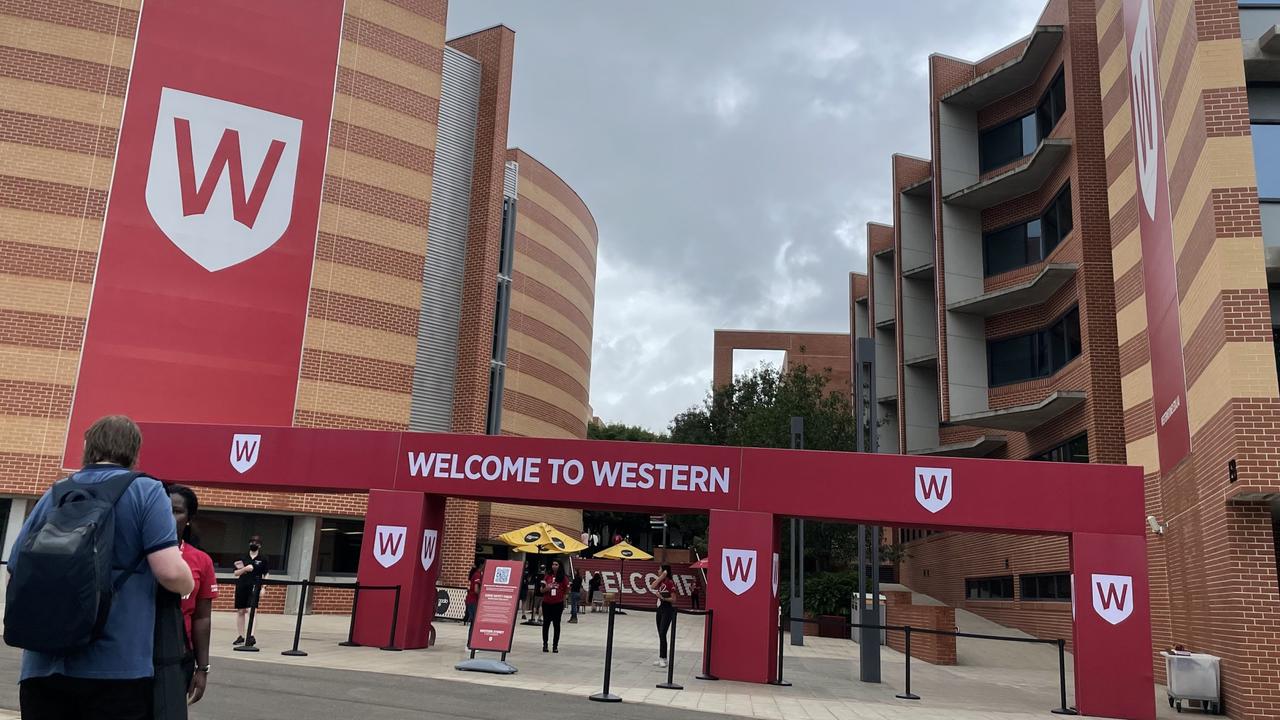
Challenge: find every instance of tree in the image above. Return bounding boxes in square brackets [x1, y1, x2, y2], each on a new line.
[587, 420, 668, 443]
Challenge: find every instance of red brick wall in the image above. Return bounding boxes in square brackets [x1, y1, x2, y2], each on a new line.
[883, 590, 958, 665]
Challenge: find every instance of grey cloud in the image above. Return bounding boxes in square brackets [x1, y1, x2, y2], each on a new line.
[447, 1, 1043, 432]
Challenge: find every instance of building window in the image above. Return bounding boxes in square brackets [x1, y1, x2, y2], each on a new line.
[1035, 433, 1089, 463]
[1021, 572, 1072, 601]
[898, 528, 939, 544]
[965, 575, 1014, 600]
[980, 113, 1038, 173]
[1253, 122, 1280, 200]
[1036, 69, 1067, 139]
[988, 306, 1082, 386]
[983, 184, 1073, 276]
[316, 518, 363, 576]
[979, 65, 1067, 174]
[196, 511, 292, 572]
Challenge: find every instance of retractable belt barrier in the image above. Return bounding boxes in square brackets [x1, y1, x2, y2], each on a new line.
[774, 613, 1077, 716]
[589, 602, 717, 703]
[229, 578, 409, 656]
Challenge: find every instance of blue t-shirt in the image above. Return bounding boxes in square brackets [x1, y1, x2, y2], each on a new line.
[9, 465, 178, 681]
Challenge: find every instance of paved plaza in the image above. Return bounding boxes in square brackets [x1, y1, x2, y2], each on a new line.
[177, 602, 1181, 720]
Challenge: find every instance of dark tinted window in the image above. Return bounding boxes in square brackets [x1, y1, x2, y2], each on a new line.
[1044, 185, 1073, 253]
[979, 114, 1037, 173]
[1252, 123, 1280, 199]
[197, 511, 292, 572]
[982, 185, 1071, 277]
[1035, 433, 1089, 463]
[316, 518, 363, 576]
[966, 576, 1014, 600]
[1021, 573, 1072, 601]
[983, 224, 1033, 275]
[1037, 69, 1067, 138]
[988, 306, 1083, 386]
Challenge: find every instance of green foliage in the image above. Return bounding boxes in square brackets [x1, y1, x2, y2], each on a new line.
[587, 421, 668, 443]
[778, 570, 861, 617]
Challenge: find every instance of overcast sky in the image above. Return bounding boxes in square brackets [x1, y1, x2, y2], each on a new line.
[447, 2, 1044, 433]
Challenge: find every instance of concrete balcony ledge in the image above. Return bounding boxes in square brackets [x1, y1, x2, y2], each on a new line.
[855, 294, 869, 304]
[943, 139, 1072, 209]
[902, 176, 932, 198]
[903, 262, 935, 280]
[875, 316, 896, 330]
[913, 435, 1007, 458]
[950, 390, 1085, 432]
[877, 393, 898, 405]
[873, 246, 895, 259]
[904, 352, 938, 368]
[942, 26, 1065, 108]
[947, 263, 1077, 316]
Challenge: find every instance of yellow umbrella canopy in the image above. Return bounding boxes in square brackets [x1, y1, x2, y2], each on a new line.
[593, 540, 653, 561]
[498, 522, 587, 554]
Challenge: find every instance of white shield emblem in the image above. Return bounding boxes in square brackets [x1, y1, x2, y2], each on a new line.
[229, 433, 261, 474]
[914, 466, 952, 514]
[1128, 0, 1160, 219]
[772, 552, 780, 597]
[721, 548, 758, 596]
[1091, 574, 1134, 626]
[373, 525, 407, 569]
[145, 87, 302, 272]
[420, 529, 438, 572]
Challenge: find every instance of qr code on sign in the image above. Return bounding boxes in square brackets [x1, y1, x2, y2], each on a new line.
[494, 567, 512, 585]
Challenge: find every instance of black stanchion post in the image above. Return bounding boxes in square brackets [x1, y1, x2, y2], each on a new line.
[657, 608, 683, 690]
[589, 603, 623, 702]
[282, 580, 310, 657]
[696, 610, 718, 681]
[894, 626, 919, 700]
[768, 614, 791, 686]
[380, 584, 403, 651]
[234, 582, 263, 653]
[1051, 638, 1078, 715]
[338, 584, 361, 647]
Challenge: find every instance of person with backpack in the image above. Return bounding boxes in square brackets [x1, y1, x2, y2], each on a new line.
[4, 415, 194, 720]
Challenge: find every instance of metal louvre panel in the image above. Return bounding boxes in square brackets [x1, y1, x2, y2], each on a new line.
[504, 161, 519, 200]
[410, 47, 481, 432]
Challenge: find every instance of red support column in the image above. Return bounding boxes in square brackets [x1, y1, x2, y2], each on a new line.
[1070, 532, 1155, 720]
[354, 490, 446, 649]
[705, 509, 781, 684]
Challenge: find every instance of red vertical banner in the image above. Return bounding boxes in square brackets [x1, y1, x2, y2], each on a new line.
[705, 510, 781, 684]
[467, 560, 525, 654]
[1123, 0, 1192, 475]
[354, 490, 445, 649]
[64, 0, 344, 467]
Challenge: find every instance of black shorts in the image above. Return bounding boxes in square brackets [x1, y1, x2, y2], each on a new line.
[234, 582, 258, 609]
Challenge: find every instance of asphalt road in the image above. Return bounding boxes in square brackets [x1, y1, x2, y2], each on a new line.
[0, 644, 733, 720]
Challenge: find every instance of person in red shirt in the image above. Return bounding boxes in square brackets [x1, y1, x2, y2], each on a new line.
[463, 561, 481, 625]
[648, 564, 678, 667]
[540, 560, 567, 653]
[169, 484, 217, 705]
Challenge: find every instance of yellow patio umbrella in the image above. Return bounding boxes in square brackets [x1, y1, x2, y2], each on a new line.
[498, 522, 587, 554]
[593, 541, 654, 611]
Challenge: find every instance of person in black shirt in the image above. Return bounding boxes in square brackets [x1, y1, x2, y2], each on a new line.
[568, 571, 584, 623]
[232, 535, 269, 646]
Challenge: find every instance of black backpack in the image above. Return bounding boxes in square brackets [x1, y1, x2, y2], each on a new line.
[4, 471, 145, 653]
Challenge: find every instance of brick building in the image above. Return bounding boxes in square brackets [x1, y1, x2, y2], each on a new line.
[0, 1, 596, 613]
[847, 1, 1280, 717]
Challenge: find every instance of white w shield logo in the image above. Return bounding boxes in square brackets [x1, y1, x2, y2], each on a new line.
[145, 88, 302, 272]
[373, 525, 407, 569]
[914, 466, 952, 514]
[1091, 574, 1134, 626]
[229, 433, 261, 474]
[722, 548, 757, 596]
[1129, 0, 1160, 219]
[420, 529, 438, 572]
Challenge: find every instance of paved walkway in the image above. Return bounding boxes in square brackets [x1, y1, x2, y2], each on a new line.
[209, 608, 1180, 719]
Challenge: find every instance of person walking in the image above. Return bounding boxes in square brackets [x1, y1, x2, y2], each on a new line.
[589, 571, 603, 612]
[690, 573, 702, 610]
[531, 563, 546, 624]
[568, 571, 583, 623]
[232, 535, 269, 646]
[170, 484, 216, 706]
[540, 560, 567, 653]
[648, 564, 678, 668]
[463, 561, 482, 625]
[5, 415, 195, 719]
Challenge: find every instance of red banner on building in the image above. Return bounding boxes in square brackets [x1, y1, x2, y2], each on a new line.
[1123, 0, 1192, 475]
[64, 0, 344, 467]
[574, 559, 703, 610]
[468, 560, 524, 654]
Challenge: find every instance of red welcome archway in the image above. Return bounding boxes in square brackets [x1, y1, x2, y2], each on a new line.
[137, 422, 1154, 720]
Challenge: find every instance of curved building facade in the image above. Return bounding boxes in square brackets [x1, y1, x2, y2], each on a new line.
[477, 148, 598, 540]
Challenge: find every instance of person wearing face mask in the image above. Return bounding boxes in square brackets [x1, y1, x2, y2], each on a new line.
[231, 535, 269, 647]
